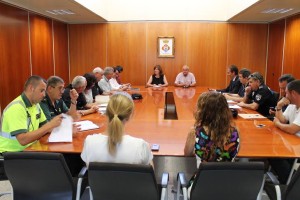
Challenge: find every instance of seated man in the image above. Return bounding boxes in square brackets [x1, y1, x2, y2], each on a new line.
[92, 67, 104, 100]
[237, 72, 276, 116]
[0, 76, 62, 153]
[224, 68, 251, 102]
[40, 76, 79, 121]
[98, 67, 114, 95]
[218, 65, 241, 94]
[269, 74, 295, 115]
[62, 76, 98, 116]
[174, 65, 196, 88]
[109, 67, 130, 91]
[273, 80, 300, 135]
[270, 80, 300, 184]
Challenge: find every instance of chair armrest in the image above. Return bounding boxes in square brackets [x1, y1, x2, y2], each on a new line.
[161, 172, 169, 188]
[78, 166, 87, 178]
[266, 171, 280, 185]
[177, 172, 188, 187]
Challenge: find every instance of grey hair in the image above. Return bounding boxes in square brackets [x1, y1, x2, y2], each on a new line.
[72, 76, 86, 88]
[47, 76, 64, 88]
[103, 67, 114, 76]
[93, 67, 103, 74]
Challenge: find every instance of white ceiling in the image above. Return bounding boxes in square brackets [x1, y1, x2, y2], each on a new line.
[1, 0, 300, 23]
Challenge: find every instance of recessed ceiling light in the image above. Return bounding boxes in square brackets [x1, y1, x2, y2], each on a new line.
[261, 8, 294, 14]
[46, 9, 75, 15]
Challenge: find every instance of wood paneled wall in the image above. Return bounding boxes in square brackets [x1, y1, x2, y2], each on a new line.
[69, 24, 107, 78]
[0, 3, 31, 108]
[0, 3, 69, 108]
[69, 22, 268, 88]
[283, 14, 300, 78]
[266, 20, 285, 92]
[267, 14, 300, 91]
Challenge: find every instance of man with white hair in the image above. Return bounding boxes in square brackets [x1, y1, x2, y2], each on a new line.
[174, 65, 196, 88]
[98, 67, 114, 95]
[92, 67, 104, 99]
[62, 76, 98, 116]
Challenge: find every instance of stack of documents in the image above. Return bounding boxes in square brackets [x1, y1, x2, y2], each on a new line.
[48, 114, 73, 142]
[95, 95, 110, 104]
[98, 103, 108, 114]
[73, 120, 99, 131]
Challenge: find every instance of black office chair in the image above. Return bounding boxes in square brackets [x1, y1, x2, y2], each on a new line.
[177, 162, 265, 200]
[264, 164, 300, 200]
[87, 162, 169, 200]
[3, 152, 85, 200]
[0, 155, 11, 197]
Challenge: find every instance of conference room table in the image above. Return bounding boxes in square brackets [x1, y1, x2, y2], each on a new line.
[26, 86, 300, 159]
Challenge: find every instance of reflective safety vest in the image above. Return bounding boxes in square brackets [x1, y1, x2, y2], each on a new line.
[0, 100, 38, 153]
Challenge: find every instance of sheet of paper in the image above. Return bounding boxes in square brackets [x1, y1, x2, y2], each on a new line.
[229, 105, 241, 109]
[227, 100, 235, 103]
[95, 95, 110, 104]
[73, 120, 99, 131]
[238, 114, 266, 119]
[48, 114, 73, 142]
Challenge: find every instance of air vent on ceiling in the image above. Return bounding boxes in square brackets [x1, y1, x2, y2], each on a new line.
[261, 8, 294, 14]
[46, 9, 75, 15]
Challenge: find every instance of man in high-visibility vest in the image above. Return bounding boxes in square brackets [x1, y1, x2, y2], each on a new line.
[0, 75, 62, 153]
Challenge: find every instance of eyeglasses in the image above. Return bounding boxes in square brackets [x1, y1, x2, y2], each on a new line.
[52, 85, 65, 92]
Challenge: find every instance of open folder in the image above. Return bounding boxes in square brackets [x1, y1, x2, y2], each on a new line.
[48, 114, 73, 142]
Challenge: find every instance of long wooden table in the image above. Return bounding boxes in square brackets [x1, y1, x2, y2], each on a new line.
[26, 86, 300, 158]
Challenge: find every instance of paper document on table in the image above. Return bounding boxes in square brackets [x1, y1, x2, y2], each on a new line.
[227, 100, 235, 103]
[48, 114, 73, 142]
[95, 95, 110, 104]
[73, 120, 99, 131]
[229, 105, 241, 109]
[238, 114, 266, 119]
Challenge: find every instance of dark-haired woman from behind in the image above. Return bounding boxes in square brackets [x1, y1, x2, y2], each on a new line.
[184, 92, 240, 196]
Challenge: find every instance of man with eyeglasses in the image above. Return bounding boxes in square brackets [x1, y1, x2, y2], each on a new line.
[40, 76, 79, 121]
[0, 75, 62, 153]
[238, 72, 276, 116]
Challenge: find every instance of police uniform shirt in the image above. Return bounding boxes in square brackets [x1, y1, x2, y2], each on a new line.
[248, 84, 276, 116]
[40, 94, 69, 121]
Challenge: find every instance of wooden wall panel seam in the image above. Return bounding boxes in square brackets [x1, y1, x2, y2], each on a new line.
[67, 24, 70, 82]
[52, 19, 56, 75]
[28, 12, 33, 75]
[281, 19, 287, 75]
[265, 24, 270, 82]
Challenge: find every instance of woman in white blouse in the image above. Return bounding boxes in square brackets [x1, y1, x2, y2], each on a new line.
[81, 92, 153, 166]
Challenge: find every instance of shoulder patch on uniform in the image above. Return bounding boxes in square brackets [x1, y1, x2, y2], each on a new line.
[256, 94, 262, 101]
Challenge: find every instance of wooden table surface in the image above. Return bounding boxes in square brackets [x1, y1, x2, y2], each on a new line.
[26, 86, 300, 158]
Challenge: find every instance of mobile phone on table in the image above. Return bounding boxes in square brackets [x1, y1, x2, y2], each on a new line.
[151, 144, 160, 151]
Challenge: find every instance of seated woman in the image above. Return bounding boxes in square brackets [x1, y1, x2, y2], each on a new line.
[146, 65, 168, 87]
[184, 92, 240, 195]
[83, 73, 98, 103]
[81, 92, 153, 166]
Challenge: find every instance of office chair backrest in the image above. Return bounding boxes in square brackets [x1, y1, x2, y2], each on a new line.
[190, 162, 264, 200]
[4, 152, 76, 200]
[88, 162, 160, 200]
[285, 166, 300, 200]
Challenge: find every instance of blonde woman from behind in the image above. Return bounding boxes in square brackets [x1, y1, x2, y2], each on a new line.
[81, 92, 153, 166]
